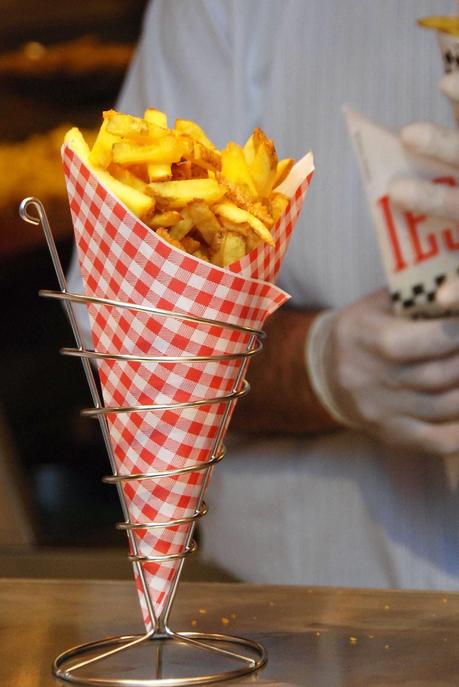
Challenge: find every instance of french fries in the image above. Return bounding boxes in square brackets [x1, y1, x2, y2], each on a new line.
[148, 178, 226, 207]
[64, 108, 294, 267]
[417, 15, 459, 36]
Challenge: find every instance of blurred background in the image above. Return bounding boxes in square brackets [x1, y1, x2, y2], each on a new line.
[0, 0, 230, 581]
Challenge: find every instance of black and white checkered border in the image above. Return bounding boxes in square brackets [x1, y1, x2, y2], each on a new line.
[390, 267, 459, 318]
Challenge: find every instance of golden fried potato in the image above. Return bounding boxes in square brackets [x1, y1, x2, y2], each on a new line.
[144, 108, 168, 128]
[104, 111, 169, 141]
[221, 142, 258, 197]
[175, 119, 217, 150]
[147, 162, 172, 182]
[213, 201, 275, 246]
[65, 127, 91, 163]
[418, 16, 459, 36]
[169, 218, 194, 240]
[243, 132, 256, 166]
[172, 160, 208, 180]
[64, 107, 296, 266]
[271, 192, 290, 221]
[219, 217, 251, 238]
[211, 231, 247, 267]
[66, 127, 154, 217]
[273, 159, 295, 189]
[156, 227, 185, 251]
[184, 201, 221, 245]
[89, 118, 119, 168]
[247, 128, 278, 197]
[112, 137, 184, 165]
[108, 163, 149, 193]
[180, 136, 222, 172]
[216, 173, 273, 227]
[147, 178, 226, 207]
[148, 210, 182, 227]
[100, 173, 155, 217]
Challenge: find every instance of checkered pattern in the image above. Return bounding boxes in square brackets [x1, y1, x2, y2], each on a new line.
[391, 269, 459, 317]
[62, 144, 312, 630]
[229, 171, 314, 282]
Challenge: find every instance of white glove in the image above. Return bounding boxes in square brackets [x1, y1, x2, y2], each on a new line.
[306, 73, 459, 459]
[386, 70, 459, 332]
[307, 289, 459, 455]
[388, 72, 459, 221]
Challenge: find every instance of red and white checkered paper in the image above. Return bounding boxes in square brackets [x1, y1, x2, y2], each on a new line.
[62, 143, 313, 630]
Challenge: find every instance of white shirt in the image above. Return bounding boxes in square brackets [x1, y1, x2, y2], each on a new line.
[69, 0, 459, 589]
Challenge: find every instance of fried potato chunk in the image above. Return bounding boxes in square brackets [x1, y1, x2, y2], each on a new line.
[147, 178, 226, 207]
[112, 137, 184, 165]
[213, 201, 275, 246]
[175, 119, 217, 150]
[64, 107, 296, 266]
[211, 231, 247, 267]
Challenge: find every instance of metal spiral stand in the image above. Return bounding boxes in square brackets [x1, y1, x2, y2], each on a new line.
[20, 197, 267, 687]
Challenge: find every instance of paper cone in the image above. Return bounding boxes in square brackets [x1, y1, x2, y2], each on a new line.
[62, 143, 313, 629]
[345, 107, 459, 317]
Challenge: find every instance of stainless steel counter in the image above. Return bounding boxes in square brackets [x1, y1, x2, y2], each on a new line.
[1, 578, 458, 685]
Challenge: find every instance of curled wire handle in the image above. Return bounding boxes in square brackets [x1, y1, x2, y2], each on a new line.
[19, 197, 42, 225]
[20, 196, 159, 628]
[19, 198, 69, 296]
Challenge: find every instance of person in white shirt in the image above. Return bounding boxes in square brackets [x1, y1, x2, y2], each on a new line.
[68, 0, 459, 589]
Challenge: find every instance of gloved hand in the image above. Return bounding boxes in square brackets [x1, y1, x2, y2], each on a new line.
[307, 72, 459, 454]
[307, 291, 459, 455]
[388, 71, 459, 223]
[387, 67, 459, 360]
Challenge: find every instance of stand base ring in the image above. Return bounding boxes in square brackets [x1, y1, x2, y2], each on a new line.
[53, 631, 267, 687]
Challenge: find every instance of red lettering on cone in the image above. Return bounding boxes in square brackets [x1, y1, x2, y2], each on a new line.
[378, 195, 407, 273]
[433, 177, 459, 253]
[443, 227, 459, 250]
[433, 176, 457, 187]
[378, 177, 459, 271]
[404, 211, 439, 263]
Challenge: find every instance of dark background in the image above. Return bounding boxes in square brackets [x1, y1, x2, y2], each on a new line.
[0, 0, 149, 547]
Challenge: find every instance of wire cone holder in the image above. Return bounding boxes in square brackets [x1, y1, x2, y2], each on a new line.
[20, 197, 267, 686]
